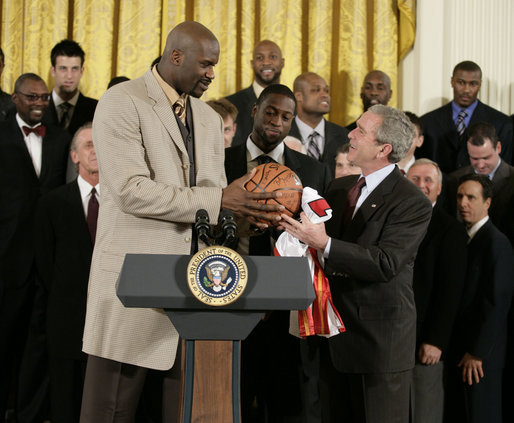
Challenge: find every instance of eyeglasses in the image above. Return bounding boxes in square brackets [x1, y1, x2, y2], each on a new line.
[15, 92, 51, 102]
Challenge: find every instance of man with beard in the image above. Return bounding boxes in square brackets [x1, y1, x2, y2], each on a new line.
[225, 40, 284, 146]
[419, 61, 513, 173]
[0, 73, 70, 423]
[289, 72, 349, 176]
[345, 70, 392, 131]
[79, 21, 281, 423]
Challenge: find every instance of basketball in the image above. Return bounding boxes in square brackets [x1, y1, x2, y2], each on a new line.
[245, 163, 303, 223]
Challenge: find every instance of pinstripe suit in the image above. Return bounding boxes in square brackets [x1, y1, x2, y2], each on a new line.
[82, 69, 226, 371]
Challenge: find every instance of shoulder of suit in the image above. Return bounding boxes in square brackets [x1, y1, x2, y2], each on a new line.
[225, 86, 255, 105]
[475, 100, 510, 120]
[421, 102, 451, 121]
[449, 165, 473, 180]
[78, 92, 99, 106]
[325, 119, 349, 135]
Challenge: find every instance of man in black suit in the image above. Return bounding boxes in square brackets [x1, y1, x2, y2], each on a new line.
[345, 70, 392, 131]
[225, 84, 331, 422]
[0, 73, 70, 423]
[225, 40, 284, 146]
[445, 174, 514, 423]
[288, 72, 349, 176]
[406, 159, 467, 423]
[445, 122, 514, 240]
[0, 48, 14, 121]
[33, 123, 97, 422]
[43, 39, 98, 181]
[420, 61, 513, 173]
[281, 104, 432, 423]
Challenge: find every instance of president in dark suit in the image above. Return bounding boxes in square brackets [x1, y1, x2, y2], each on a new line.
[225, 40, 284, 147]
[406, 159, 468, 423]
[289, 72, 349, 176]
[281, 104, 433, 423]
[445, 174, 514, 423]
[0, 73, 70, 422]
[34, 123, 98, 422]
[225, 84, 331, 423]
[420, 61, 513, 173]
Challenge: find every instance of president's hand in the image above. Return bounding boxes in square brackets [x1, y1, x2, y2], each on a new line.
[222, 169, 284, 229]
[280, 212, 329, 252]
[418, 343, 442, 365]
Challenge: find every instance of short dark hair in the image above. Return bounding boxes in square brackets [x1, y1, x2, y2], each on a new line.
[467, 121, 499, 148]
[458, 173, 493, 200]
[207, 98, 238, 121]
[336, 143, 351, 155]
[14, 73, 44, 93]
[256, 84, 297, 113]
[107, 76, 130, 89]
[453, 61, 482, 78]
[0, 48, 4, 63]
[404, 111, 424, 136]
[51, 39, 85, 66]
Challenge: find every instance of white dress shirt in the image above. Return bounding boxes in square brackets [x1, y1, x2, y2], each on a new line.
[16, 113, 43, 177]
[77, 174, 100, 217]
[467, 215, 489, 242]
[295, 116, 326, 155]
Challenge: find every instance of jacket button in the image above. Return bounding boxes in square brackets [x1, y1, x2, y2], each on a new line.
[184, 237, 191, 243]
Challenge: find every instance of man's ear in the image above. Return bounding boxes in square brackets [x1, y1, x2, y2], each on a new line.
[170, 49, 183, 66]
[251, 103, 257, 118]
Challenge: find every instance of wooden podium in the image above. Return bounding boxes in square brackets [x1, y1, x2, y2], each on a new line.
[116, 253, 314, 422]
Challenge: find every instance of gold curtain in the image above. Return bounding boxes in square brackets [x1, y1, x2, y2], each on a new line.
[0, 0, 415, 126]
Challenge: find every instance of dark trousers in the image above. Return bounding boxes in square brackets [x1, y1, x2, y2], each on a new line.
[410, 361, 444, 423]
[320, 348, 411, 423]
[79, 348, 181, 423]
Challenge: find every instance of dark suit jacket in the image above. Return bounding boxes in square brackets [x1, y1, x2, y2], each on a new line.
[0, 115, 70, 292]
[444, 160, 514, 238]
[43, 92, 98, 136]
[413, 205, 467, 356]
[0, 90, 14, 121]
[420, 101, 513, 173]
[288, 118, 349, 177]
[224, 142, 331, 194]
[449, 220, 514, 370]
[34, 180, 92, 359]
[225, 86, 257, 147]
[323, 167, 432, 373]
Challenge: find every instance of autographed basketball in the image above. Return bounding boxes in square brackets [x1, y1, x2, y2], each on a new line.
[244, 162, 303, 223]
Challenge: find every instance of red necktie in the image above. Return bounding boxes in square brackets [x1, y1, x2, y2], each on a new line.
[23, 125, 46, 137]
[343, 177, 366, 226]
[87, 188, 99, 244]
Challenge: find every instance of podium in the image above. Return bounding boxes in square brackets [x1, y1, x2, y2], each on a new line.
[116, 252, 314, 422]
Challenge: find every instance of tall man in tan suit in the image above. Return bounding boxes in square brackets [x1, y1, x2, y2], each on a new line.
[80, 21, 280, 422]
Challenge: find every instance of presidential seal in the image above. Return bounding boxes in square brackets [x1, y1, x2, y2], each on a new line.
[187, 246, 248, 306]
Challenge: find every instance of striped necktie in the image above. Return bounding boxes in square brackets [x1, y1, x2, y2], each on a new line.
[456, 110, 468, 136]
[307, 132, 321, 160]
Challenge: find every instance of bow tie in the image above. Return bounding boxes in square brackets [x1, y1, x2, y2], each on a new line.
[23, 125, 46, 137]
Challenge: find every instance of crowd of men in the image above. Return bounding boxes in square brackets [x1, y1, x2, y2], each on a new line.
[0, 20, 513, 423]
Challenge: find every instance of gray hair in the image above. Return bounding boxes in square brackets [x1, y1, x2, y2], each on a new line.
[410, 158, 443, 185]
[70, 122, 93, 151]
[369, 104, 414, 163]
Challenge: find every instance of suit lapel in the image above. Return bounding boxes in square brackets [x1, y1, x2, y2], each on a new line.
[9, 117, 40, 181]
[144, 70, 189, 158]
[225, 143, 248, 183]
[68, 180, 94, 252]
[443, 103, 460, 150]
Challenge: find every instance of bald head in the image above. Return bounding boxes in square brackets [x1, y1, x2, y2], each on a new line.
[293, 72, 330, 121]
[251, 40, 284, 87]
[360, 70, 392, 111]
[158, 21, 219, 97]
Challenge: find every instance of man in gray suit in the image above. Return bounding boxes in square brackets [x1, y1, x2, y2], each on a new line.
[281, 105, 432, 423]
[80, 21, 280, 423]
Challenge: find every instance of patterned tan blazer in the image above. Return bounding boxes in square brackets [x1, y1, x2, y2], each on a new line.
[83, 69, 226, 370]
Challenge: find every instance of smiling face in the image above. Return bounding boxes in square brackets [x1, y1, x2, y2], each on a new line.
[251, 41, 284, 87]
[451, 69, 481, 108]
[174, 37, 220, 98]
[360, 71, 392, 111]
[457, 180, 490, 227]
[12, 79, 50, 126]
[347, 111, 389, 174]
[296, 74, 330, 116]
[250, 93, 295, 153]
[407, 163, 442, 204]
[467, 138, 501, 176]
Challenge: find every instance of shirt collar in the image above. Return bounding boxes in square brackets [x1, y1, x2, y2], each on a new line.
[152, 65, 187, 107]
[246, 135, 285, 165]
[294, 116, 325, 144]
[451, 99, 478, 124]
[77, 174, 100, 198]
[252, 80, 266, 99]
[52, 89, 80, 107]
[360, 163, 396, 193]
[16, 113, 43, 134]
[467, 215, 489, 241]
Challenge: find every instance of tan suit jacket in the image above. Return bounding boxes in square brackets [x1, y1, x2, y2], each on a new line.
[83, 69, 226, 370]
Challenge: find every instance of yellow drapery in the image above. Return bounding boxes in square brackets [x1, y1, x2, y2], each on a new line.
[0, 0, 415, 126]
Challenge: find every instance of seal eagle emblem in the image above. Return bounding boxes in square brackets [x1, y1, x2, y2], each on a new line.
[187, 246, 248, 306]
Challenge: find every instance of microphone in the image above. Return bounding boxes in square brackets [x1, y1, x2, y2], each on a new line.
[220, 209, 237, 246]
[195, 209, 211, 246]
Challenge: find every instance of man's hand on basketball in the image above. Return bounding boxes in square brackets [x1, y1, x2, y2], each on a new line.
[222, 169, 284, 229]
[280, 212, 329, 252]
